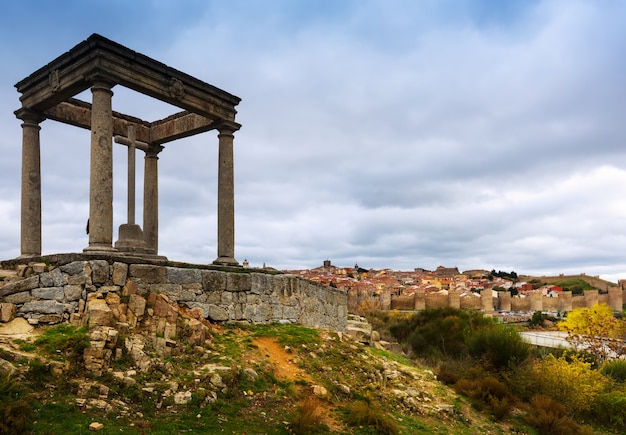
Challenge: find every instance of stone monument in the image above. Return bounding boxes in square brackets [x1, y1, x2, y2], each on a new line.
[14, 34, 242, 265]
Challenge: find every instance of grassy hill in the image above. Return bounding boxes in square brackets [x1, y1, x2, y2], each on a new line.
[0, 320, 537, 434]
[520, 273, 619, 291]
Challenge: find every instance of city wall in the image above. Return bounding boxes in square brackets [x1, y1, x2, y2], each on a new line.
[387, 288, 625, 313]
[0, 258, 347, 332]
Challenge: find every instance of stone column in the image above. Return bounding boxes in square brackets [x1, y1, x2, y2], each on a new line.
[84, 79, 116, 253]
[213, 125, 239, 266]
[16, 109, 45, 257]
[143, 146, 163, 254]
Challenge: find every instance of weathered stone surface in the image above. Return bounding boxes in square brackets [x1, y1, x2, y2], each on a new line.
[166, 267, 202, 284]
[90, 260, 110, 285]
[0, 303, 17, 322]
[32, 286, 64, 301]
[39, 268, 67, 287]
[4, 291, 35, 304]
[0, 275, 39, 297]
[208, 305, 229, 321]
[201, 270, 226, 292]
[128, 294, 146, 318]
[226, 273, 251, 291]
[64, 285, 83, 302]
[38, 314, 62, 324]
[19, 300, 64, 315]
[88, 422, 104, 431]
[174, 391, 192, 405]
[85, 298, 114, 327]
[60, 261, 85, 275]
[111, 262, 128, 286]
[153, 295, 178, 322]
[128, 264, 166, 283]
[123, 280, 138, 296]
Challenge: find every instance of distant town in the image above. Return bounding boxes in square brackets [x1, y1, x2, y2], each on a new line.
[281, 260, 624, 321]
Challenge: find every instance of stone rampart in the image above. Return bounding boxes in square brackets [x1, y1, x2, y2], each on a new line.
[388, 288, 625, 314]
[0, 259, 347, 331]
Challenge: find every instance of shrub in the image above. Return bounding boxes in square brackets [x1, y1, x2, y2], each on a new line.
[591, 392, 626, 428]
[454, 376, 512, 419]
[289, 397, 328, 434]
[533, 353, 609, 414]
[601, 359, 626, 383]
[0, 374, 33, 435]
[468, 324, 530, 369]
[344, 401, 399, 435]
[524, 395, 591, 435]
[389, 308, 493, 360]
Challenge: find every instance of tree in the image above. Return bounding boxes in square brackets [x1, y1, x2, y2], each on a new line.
[558, 304, 626, 361]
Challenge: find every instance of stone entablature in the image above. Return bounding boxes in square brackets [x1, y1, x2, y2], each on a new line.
[0, 258, 347, 332]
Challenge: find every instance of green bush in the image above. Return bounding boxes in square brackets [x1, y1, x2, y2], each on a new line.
[601, 359, 626, 383]
[0, 374, 33, 435]
[468, 325, 530, 370]
[592, 392, 626, 428]
[454, 375, 513, 419]
[389, 308, 493, 360]
[344, 401, 399, 435]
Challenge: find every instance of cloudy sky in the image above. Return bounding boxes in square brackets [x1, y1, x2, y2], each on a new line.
[1, 0, 626, 281]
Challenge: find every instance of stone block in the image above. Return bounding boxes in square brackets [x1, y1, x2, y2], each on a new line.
[208, 305, 229, 321]
[32, 287, 64, 301]
[4, 291, 35, 304]
[153, 296, 178, 322]
[31, 263, 47, 273]
[128, 294, 147, 318]
[85, 299, 114, 327]
[201, 270, 226, 292]
[112, 262, 128, 286]
[67, 274, 87, 285]
[0, 303, 17, 322]
[0, 275, 39, 297]
[60, 261, 85, 275]
[250, 273, 268, 295]
[151, 283, 183, 300]
[128, 264, 167, 283]
[226, 273, 251, 291]
[19, 300, 64, 315]
[123, 280, 138, 296]
[38, 314, 62, 324]
[64, 285, 83, 302]
[166, 267, 201, 284]
[40, 269, 67, 287]
[184, 302, 210, 318]
[90, 260, 110, 285]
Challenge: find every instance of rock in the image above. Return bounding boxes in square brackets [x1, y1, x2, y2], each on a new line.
[88, 422, 104, 431]
[174, 391, 193, 405]
[244, 368, 258, 380]
[0, 303, 17, 322]
[338, 384, 351, 394]
[85, 298, 114, 327]
[210, 373, 224, 388]
[0, 358, 15, 376]
[312, 385, 328, 397]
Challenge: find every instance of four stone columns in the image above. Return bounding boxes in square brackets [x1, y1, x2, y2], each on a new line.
[84, 79, 115, 253]
[213, 126, 239, 266]
[17, 109, 44, 257]
[16, 81, 239, 264]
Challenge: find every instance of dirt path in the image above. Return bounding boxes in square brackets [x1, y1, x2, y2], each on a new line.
[252, 337, 313, 383]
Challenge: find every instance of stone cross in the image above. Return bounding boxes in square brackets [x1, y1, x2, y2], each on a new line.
[115, 125, 148, 225]
[114, 125, 149, 253]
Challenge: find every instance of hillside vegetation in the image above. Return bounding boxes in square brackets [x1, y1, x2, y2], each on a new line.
[2, 318, 534, 435]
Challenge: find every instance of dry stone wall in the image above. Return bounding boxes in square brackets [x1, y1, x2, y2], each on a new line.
[0, 260, 347, 332]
